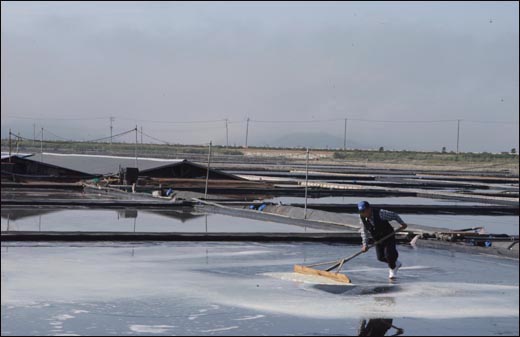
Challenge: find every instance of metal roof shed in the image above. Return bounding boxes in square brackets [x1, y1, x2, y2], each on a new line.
[138, 159, 244, 181]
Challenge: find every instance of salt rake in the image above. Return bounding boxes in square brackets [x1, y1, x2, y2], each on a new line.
[293, 231, 401, 284]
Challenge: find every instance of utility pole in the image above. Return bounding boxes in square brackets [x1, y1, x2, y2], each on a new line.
[304, 148, 309, 219]
[8, 129, 12, 162]
[225, 118, 229, 148]
[33, 123, 36, 146]
[140, 126, 143, 144]
[245, 117, 250, 148]
[343, 118, 348, 150]
[204, 141, 212, 199]
[40, 127, 44, 162]
[134, 125, 138, 168]
[456, 119, 461, 155]
[16, 132, 20, 153]
[110, 117, 114, 145]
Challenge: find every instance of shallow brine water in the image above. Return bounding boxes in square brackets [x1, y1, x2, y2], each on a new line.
[1, 242, 518, 336]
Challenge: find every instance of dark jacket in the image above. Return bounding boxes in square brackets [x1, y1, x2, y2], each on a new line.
[360, 208, 395, 241]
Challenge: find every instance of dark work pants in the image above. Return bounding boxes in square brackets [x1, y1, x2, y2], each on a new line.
[375, 236, 398, 269]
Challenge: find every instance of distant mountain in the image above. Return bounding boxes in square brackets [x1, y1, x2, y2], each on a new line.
[267, 132, 366, 150]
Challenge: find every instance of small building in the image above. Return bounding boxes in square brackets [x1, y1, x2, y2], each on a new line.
[139, 159, 244, 180]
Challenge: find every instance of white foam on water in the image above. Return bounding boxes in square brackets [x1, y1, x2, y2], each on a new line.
[200, 326, 239, 333]
[129, 325, 175, 333]
[199, 273, 519, 320]
[136, 249, 274, 262]
[233, 315, 265, 321]
[343, 265, 433, 273]
[188, 314, 205, 321]
[71, 310, 89, 314]
[224, 250, 274, 256]
[2, 299, 52, 308]
[2, 244, 518, 323]
[54, 314, 75, 321]
[188, 308, 209, 321]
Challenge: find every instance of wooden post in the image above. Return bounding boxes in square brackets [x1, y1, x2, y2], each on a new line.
[8, 128, 12, 162]
[304, 148, 309, 219]
[40, 128, 44, 162]
[134, 125, 138, 168]
[225, 118, 229, 148]
[204, 141, 212, 199]
[456, 119, 461, 155]
[110, 117, 114, 146]
[343, 118, 348, 150]
[245, 118, 249, 148]
[16, 132, 20, 154]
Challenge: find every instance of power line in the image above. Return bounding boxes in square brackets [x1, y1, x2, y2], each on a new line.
[350, 118, 459, 124]
[138, 128, 171, 145]
[4, 116, 518, 152]
[250, 118, 460, 124]
[4, 115, 108, 121]
[42, 128, 74, 142]
[11, 133, 70, 144]
[10, 128, 137, 144]
[4, 115, 229, 124]
[5, 114, 517, 125]
[463, 120, 519, 125]
[117, 117, 227, 124]
[84, 128, 136, 143]
[249, 118, 520, 124]
[250, 118, 342, 124]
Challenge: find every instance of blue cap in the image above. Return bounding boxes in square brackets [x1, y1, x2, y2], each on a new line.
[357, 201, 370, 212]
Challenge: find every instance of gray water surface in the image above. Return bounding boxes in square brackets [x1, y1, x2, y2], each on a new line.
[0, 208, 337, 233]
[1, 242, 518, 336]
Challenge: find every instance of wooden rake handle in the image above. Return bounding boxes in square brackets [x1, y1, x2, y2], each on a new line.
[326, 230, 401, 272]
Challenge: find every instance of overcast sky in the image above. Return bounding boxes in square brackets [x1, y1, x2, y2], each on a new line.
[1, 1, 519, 152]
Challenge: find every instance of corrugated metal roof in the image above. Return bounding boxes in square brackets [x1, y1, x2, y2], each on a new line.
[1, 153, 34, 160]
[140, 159, 244, 180]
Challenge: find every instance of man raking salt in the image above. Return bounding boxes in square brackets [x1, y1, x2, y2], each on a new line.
[358, 201, 408, 279]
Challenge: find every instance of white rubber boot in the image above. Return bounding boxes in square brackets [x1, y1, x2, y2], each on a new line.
[389, 260, 402, 279]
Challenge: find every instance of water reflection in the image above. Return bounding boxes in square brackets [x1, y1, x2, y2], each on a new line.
[1, 208, 331, 233]
[358, 318, 404, 336]
[311, 284, 401, 296]
[1, 208, 203, 223]
[1, 208, 205, 232]
[357, 297, 404, 335]
[0, 209, 59, 221]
